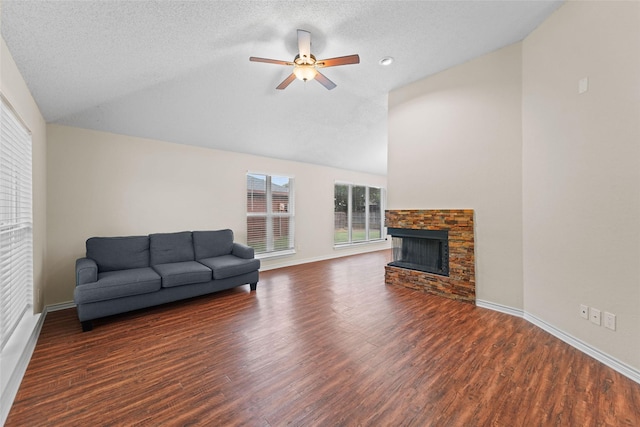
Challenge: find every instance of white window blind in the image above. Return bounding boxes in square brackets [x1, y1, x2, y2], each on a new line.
[0, 95, 33, 351]
[247, 173, 294, 255]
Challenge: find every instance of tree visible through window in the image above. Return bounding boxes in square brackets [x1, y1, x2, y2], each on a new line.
[247, 173, 294, 255]
[334, 183, 384, 245]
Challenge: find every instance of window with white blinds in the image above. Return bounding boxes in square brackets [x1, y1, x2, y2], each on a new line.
[0, 95, 33, 352]
[247, 173, 294, 256]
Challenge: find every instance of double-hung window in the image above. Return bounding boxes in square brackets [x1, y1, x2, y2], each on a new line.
[246, 173, 294, 256]
[334, 183, 384, 245]
[0, 95, 33, 351]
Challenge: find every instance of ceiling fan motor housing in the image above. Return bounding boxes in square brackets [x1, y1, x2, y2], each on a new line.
[294, 53, 316, 65]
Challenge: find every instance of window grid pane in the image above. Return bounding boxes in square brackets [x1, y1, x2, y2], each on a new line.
[334, 184, 349, 244]
[247, 174, 267, 213]
[351, 186, 366, 242]
[368, 187, 381, 240]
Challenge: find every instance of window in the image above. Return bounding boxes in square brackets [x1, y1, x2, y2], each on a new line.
[0, 95, 33, 351]
[247, 173, 294, 256]
[334, 183, 384, 245]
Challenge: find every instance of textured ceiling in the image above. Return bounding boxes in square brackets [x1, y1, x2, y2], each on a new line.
[1, 0, 563, 175]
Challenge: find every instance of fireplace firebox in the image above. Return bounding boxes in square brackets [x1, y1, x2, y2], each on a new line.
[388, 228, 449, 276]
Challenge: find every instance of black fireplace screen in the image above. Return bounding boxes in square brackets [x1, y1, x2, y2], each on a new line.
[388, 228, 449, 276]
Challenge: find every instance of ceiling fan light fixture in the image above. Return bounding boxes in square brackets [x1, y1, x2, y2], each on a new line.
[293, 64, 318, 81]
[249, 30, 359, 90]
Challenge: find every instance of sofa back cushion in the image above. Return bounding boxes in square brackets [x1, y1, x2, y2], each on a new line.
[193, 229, 234, 260]
[86, 236, 150, 273]
[149, 231, 195, 265]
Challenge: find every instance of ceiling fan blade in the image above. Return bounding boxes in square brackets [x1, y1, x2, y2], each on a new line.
[297, 29, 312, 63]
[315, 71, 337, 90]
[276, 73, 297, 90]
[316, 54, 360, 68]
[249, 57, 293, 66]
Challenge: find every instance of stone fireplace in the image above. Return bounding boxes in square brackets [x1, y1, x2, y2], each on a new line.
[385, 209, 475, 304]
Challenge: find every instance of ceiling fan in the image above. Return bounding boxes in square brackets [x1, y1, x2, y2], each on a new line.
[250, 29, 360, 90]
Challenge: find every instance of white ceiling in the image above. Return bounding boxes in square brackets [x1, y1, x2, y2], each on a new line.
[1, 0, 562, 175]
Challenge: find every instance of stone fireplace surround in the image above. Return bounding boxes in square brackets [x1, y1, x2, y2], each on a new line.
[385, 209, 475, 304]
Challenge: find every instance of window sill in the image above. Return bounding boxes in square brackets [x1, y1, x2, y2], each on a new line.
[334, 238, 388, 250]
[255, 249, 296, 260]
[1, 310, 42, 424]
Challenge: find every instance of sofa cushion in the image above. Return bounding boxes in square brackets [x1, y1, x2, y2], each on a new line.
[199, 255, 260, 280]
[74, 267, 161, 304]
[152, 261, 212, 288]
[150, 231, 194, 265]
[193, 229, 234, 260]
[86, 236, 150, 273]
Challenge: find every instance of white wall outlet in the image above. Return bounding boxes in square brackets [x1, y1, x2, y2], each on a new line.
[580, 304, 589, 319]
[604, 312, 616, 331]
[590, 307, 601, 325]
[578, 77, 589, 94]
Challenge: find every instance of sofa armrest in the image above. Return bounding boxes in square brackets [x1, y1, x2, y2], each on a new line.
[232, 243, 255, 259]
[76, 258, 98, 285]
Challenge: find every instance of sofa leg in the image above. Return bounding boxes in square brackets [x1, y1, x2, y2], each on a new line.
[250, 282, 257, 291]
[81, 321, 93, 332]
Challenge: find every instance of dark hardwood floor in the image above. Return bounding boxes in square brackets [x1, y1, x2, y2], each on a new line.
[6, 250, 640, 426]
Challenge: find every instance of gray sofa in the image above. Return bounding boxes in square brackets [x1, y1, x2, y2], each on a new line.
[74, 229, 259, 331]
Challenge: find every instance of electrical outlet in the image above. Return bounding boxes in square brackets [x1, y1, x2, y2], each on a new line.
[580, 304, 589, 319]
[604, 312, 616, 331]
[590, 307, 601, 325]
[578, 77, 589, 94]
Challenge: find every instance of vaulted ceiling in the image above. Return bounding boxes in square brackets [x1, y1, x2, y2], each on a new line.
[1, 1, 563, 175]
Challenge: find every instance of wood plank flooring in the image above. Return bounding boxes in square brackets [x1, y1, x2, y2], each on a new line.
[6, 250, 640, 426]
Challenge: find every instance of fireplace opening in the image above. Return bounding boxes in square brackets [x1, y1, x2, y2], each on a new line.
[387, 228, 449, 276]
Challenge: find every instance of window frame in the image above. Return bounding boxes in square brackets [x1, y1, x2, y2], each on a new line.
[246, 173, 295, 258]
[334, 182, 385, 247]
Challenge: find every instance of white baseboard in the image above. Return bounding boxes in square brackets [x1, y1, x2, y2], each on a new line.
[476, 299, 524, 318]
[476, 299, 640, 385]
[46, 301, 76, 312]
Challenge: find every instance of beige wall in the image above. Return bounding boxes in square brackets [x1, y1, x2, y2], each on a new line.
[522, 1, 640, 369]
[388, 43, 524, 309]
[46, 124, 389, 305]
[388, 1, 640, 372]
[1, 38, 47, 313]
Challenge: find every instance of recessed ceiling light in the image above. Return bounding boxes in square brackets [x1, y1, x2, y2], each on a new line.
[379, 57, 394, 66]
